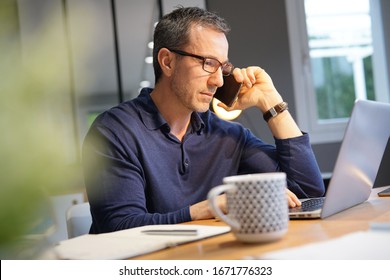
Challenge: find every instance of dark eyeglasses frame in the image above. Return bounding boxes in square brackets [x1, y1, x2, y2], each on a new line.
[168, 48, 233, 76]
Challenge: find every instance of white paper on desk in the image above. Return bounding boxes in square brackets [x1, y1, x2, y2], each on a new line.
[255, 231, 390, 260]
[54, 224, 230, 260]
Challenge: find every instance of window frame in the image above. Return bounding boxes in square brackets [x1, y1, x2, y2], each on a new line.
[285, 0, 389, 144]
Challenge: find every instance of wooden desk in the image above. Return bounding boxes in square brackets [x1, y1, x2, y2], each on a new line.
[132, 187, 390, 260]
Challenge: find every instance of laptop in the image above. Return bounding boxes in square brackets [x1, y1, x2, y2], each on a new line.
[289, 99, 390, 219]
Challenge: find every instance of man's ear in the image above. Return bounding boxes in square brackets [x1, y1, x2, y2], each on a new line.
[158, 48, 174, 77]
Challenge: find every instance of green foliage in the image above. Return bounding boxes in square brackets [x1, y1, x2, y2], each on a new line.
[0, 2, 79, 255]
[364, 56, 375, 100]
[314, 56, 375, 120]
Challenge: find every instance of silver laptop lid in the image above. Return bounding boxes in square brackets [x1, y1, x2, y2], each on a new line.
[321, 99, 390, 218]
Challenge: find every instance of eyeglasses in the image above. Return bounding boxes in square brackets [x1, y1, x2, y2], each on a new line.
[168, 49, 233, 76]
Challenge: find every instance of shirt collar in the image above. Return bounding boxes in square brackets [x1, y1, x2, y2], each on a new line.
[136, 88, 205, 133]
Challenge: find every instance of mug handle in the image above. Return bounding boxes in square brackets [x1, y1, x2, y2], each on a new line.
[207, 184, 240, 230]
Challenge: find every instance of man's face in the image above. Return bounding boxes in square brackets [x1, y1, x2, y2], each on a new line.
[170, 25, 229, 113]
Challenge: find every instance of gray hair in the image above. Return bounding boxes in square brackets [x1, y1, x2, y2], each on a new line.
[153, 6, 230, 84]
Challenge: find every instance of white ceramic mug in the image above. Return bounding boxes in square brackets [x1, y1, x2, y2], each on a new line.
[208, 173, 288, 243]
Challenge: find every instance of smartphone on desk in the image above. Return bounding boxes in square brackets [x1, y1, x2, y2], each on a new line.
[378, 187, 390, 197]
[214, 75, 242, 107]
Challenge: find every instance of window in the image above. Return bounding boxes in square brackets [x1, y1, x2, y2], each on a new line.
[286, 0, 389, 143]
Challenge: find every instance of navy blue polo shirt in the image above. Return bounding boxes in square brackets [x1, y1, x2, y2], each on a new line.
[82, 88, 324, 233]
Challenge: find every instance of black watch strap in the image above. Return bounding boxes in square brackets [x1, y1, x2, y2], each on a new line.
[263, 102, 288, 122]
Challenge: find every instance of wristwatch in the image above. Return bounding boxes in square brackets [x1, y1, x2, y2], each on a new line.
[263, 102, 288, 122]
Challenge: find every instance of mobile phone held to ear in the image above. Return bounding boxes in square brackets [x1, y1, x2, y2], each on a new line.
[214, 75, 243, 107]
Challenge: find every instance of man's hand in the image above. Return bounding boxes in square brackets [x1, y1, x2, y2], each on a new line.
[190, 194, 227, 220]
[218, 66, 283, 113]
[287, 188, 302, 208]
[218, 66, 302, 139]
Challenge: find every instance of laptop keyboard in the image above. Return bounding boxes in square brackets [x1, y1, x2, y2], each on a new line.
[290, 197, 325, 212]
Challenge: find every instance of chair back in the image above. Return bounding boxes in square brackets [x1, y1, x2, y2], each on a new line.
[66, 202, 92, 238]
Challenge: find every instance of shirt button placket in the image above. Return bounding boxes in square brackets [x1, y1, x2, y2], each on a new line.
[181, 142, 190, 173]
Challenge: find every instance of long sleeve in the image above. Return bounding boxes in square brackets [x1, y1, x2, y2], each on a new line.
[238, 130, 325, 198]
[82, 122, 192, 234]
[274, 134, 325, 198]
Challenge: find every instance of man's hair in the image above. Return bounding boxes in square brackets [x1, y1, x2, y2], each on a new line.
[153, 6, 230, 84]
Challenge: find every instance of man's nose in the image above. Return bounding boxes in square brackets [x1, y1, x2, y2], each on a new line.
[209, 68, 224, 89]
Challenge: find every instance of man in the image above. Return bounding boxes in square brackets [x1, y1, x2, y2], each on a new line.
[83, 7, 325, 234]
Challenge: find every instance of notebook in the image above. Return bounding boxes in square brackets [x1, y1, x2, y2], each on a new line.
[54, 224, 230, 259]
[289, 99, 390, 219]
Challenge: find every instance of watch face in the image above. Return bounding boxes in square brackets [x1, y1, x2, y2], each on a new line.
[263, 102, 288, 122]
[270, 108, 278, 117]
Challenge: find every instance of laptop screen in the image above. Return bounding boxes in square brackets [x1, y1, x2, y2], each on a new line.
[321, 99, 390, 218]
